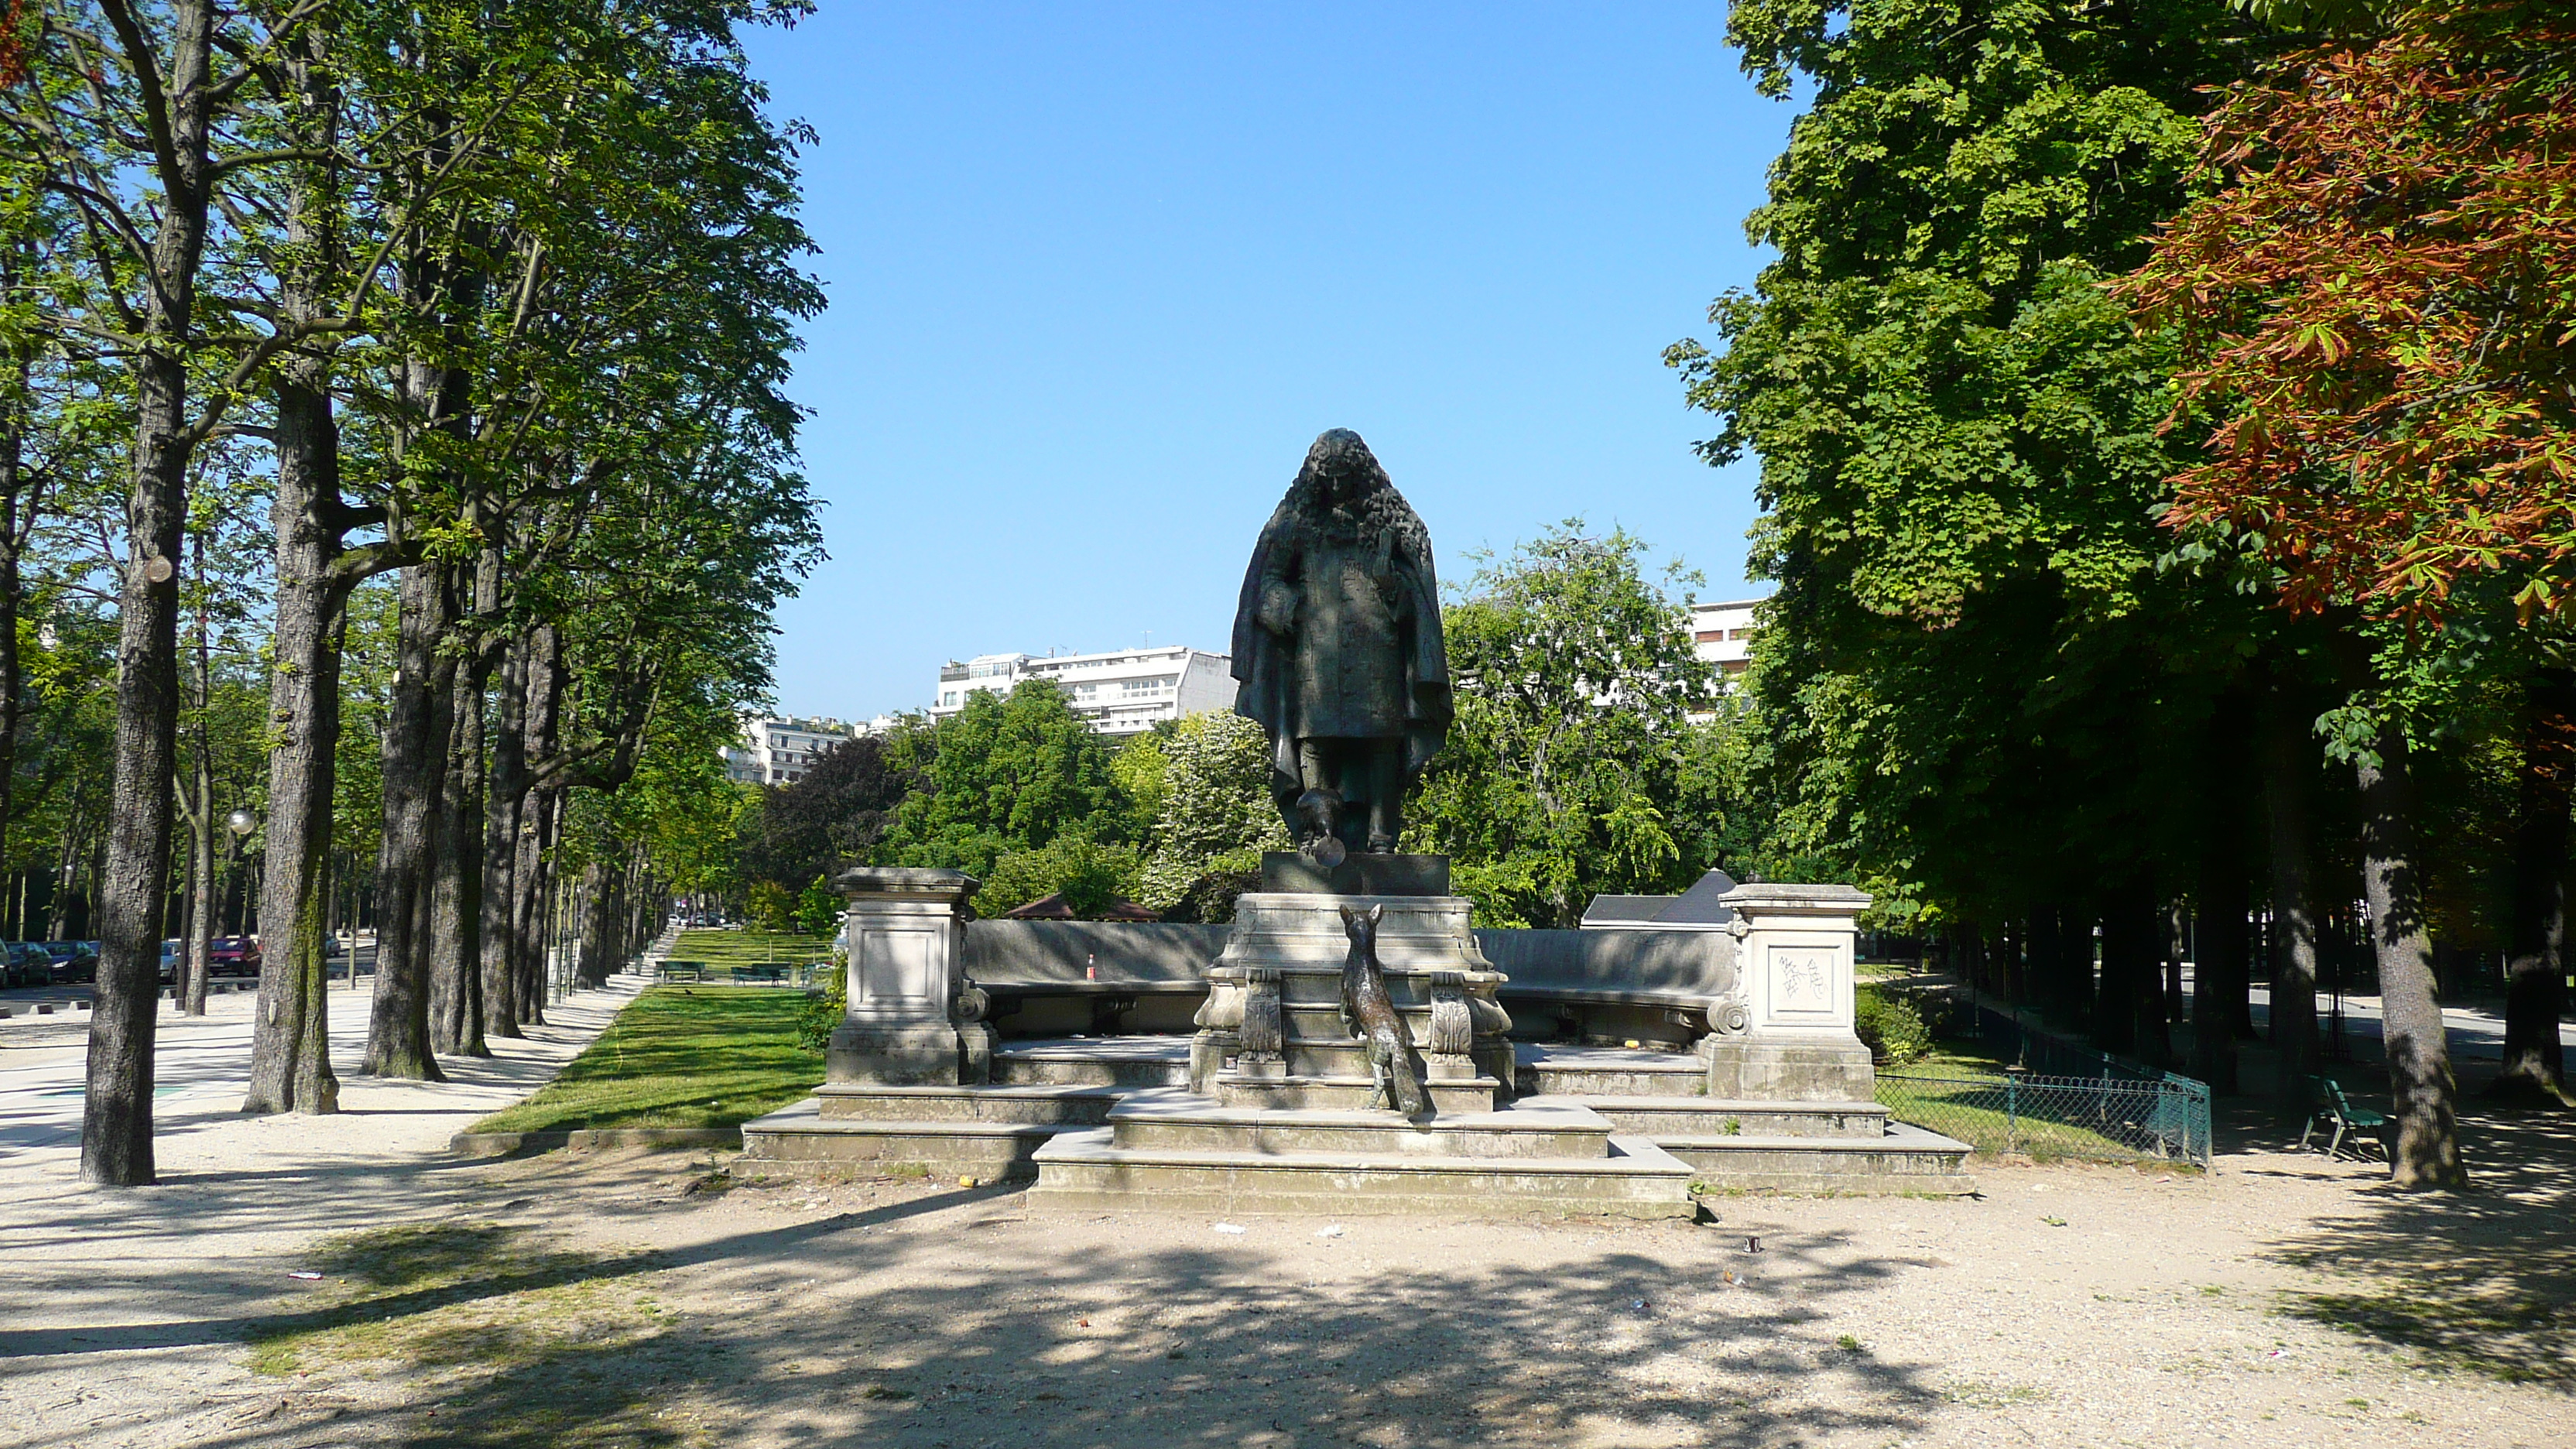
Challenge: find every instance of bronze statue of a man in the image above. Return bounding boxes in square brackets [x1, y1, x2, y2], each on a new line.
[1231, 430, 1451, 862]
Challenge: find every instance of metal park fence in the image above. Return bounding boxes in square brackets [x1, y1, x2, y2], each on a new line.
[1876, 1067, 2213, 1169]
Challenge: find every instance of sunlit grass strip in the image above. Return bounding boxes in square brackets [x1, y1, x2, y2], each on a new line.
[668, 927, 832, 979]
[1875, 1070, 2195, 1166]
[245, 1224, 706, 1446]
[468, 986, 823, 1134]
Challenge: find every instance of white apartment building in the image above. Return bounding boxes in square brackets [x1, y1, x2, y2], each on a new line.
[1691, 598, 1766, 683]
[722, 714, 892, 785]
[931, 645, 1233, 737]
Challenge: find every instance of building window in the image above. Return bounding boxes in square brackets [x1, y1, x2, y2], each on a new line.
[1694, 629, 1725, 643]
[940, 691, 959, 707]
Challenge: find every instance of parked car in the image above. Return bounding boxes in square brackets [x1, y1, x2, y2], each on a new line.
[46, 941, 96, 985]
[159, 940, 182, 985]
[2, 942, 51, 989]
[208, 937, 262, 976]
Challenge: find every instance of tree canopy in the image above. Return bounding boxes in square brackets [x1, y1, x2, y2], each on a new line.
[1413, 522, 1731, 928]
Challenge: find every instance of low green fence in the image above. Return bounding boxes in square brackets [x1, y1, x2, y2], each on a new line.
[1876, 1067, 2211, 1168]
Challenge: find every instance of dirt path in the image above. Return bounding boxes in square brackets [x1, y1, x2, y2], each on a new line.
[3, 988, 2570, 1448]
[0, 978, 641, 1449]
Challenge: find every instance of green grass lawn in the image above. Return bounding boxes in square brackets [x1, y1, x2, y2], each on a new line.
[1876, 1036, 2198, 1165]
[468, 986, 823, 1134]
[663, 927, 834, 980]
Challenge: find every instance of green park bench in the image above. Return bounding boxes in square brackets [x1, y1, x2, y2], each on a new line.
[734, 963, 790, 986]
[2299, 1074, 2388, 1162]
[656, 959, 706, 983]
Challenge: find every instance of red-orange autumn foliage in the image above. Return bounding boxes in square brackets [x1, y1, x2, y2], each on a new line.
[0, 0, 31, 89]
[2124, 2, 2576, 621]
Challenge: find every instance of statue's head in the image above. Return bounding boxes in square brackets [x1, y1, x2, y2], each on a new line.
[1298, 429, 1389, 509]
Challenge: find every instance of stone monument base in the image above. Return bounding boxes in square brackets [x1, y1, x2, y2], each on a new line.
[1697, 1032, 1876, 1102]
[826, 1021, 992, 1088]
[1259, 851, 1451, 896]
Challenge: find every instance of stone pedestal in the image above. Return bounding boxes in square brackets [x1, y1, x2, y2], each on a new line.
[825, 867, 993, 1087]
[1697, 883, 1876, 1102]
[1190, 868, 1515, 1109]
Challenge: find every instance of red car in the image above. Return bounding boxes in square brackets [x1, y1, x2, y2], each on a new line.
[208, 937, 262, 976]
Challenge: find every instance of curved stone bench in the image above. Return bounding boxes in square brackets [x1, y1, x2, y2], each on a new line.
[957, 919, 1736, 1049]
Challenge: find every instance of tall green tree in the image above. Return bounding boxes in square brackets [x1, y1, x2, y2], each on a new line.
[1129, 709, 1286, 917]
[3, 0, 318, 1182]
[879, 681, 1128, 879]
[1410, 523, 1725, 928]
[2123, 0, 2572, 1177]
[1669, 0, 2269, 1050]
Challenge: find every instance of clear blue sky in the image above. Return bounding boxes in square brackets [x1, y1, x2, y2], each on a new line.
[739, 4, 1789, 721]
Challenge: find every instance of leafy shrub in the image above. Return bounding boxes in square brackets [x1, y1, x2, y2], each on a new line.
[978, 832, 1144, 916]
[793, 875, 841, 937]
[795, 956, 846, 1054]
[1855, 985, 1929, 1066]
[745, 879, 794, 932]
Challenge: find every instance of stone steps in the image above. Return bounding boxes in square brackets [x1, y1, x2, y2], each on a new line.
[1571, 1094, 1888, 1139]
[1213, 1070, 1501, 1115]
[1026, 1129, 1695, 1218]
[1105, 1098, 1612, 1160]
[815, 1082, 1120, 1125]
[1519, 1056, 1708, 1098]
[1660, 1122, 1975, 1194]
[992, 1045, 1191, 1088]
[737, 1098, 1084, 1180]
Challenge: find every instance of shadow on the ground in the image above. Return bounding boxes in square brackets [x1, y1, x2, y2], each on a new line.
[7, 1161, 1948, 1449]
[2263, 1097, 2576, 1386]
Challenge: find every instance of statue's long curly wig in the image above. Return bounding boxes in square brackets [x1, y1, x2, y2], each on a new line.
[1279, 429, 1428, 555]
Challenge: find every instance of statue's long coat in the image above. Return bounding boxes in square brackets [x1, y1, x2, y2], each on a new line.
[1231, 487, 1453, 805]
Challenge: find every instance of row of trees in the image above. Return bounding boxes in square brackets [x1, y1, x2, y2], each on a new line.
[3, 0, 823, 1184]
[1670, 0, 2570, 1188]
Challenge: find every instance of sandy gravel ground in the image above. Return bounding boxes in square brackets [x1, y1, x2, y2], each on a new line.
[2, 1000, 2570, 1449]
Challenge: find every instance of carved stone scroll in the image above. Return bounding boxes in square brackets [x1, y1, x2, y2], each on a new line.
[1239, 967, 1284, 1061]
[1425, 971, 1474, 1057]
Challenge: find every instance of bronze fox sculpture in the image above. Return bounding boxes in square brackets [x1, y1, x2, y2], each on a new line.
[1339, 903, 1430, 1117]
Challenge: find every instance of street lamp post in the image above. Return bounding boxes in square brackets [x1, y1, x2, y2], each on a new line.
[224, 810, 255, 975]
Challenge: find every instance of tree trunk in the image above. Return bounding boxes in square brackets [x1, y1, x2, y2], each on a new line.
[2262, 685, 2321, 1110]
[48, 819, 80, 942]
[517, 786, 561, 1023]
[79, 0, 224, 1188]
[2165, 901, 2187, 1023]
[2492, 667, 2574, 1103]
[2042, 903, 2093, 1033]
[2193, 856, 2247, 1095]
[2192, 688, 2251, 1091]
[0, 289, 26, 882]
[513, 625, 565, 1026]
[480, 642, 528, 1038]
[178, 533, 215, 1016]
[2353, 730, 2469, 1188]
[183, 771, 213, 1016]
[362, 561, 450, 1081]
[577, 859, 622, 988]
[243, 358, 351, 1113]
[2097, 882, 2159, 1060]
[432, 640, 489, 1058]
